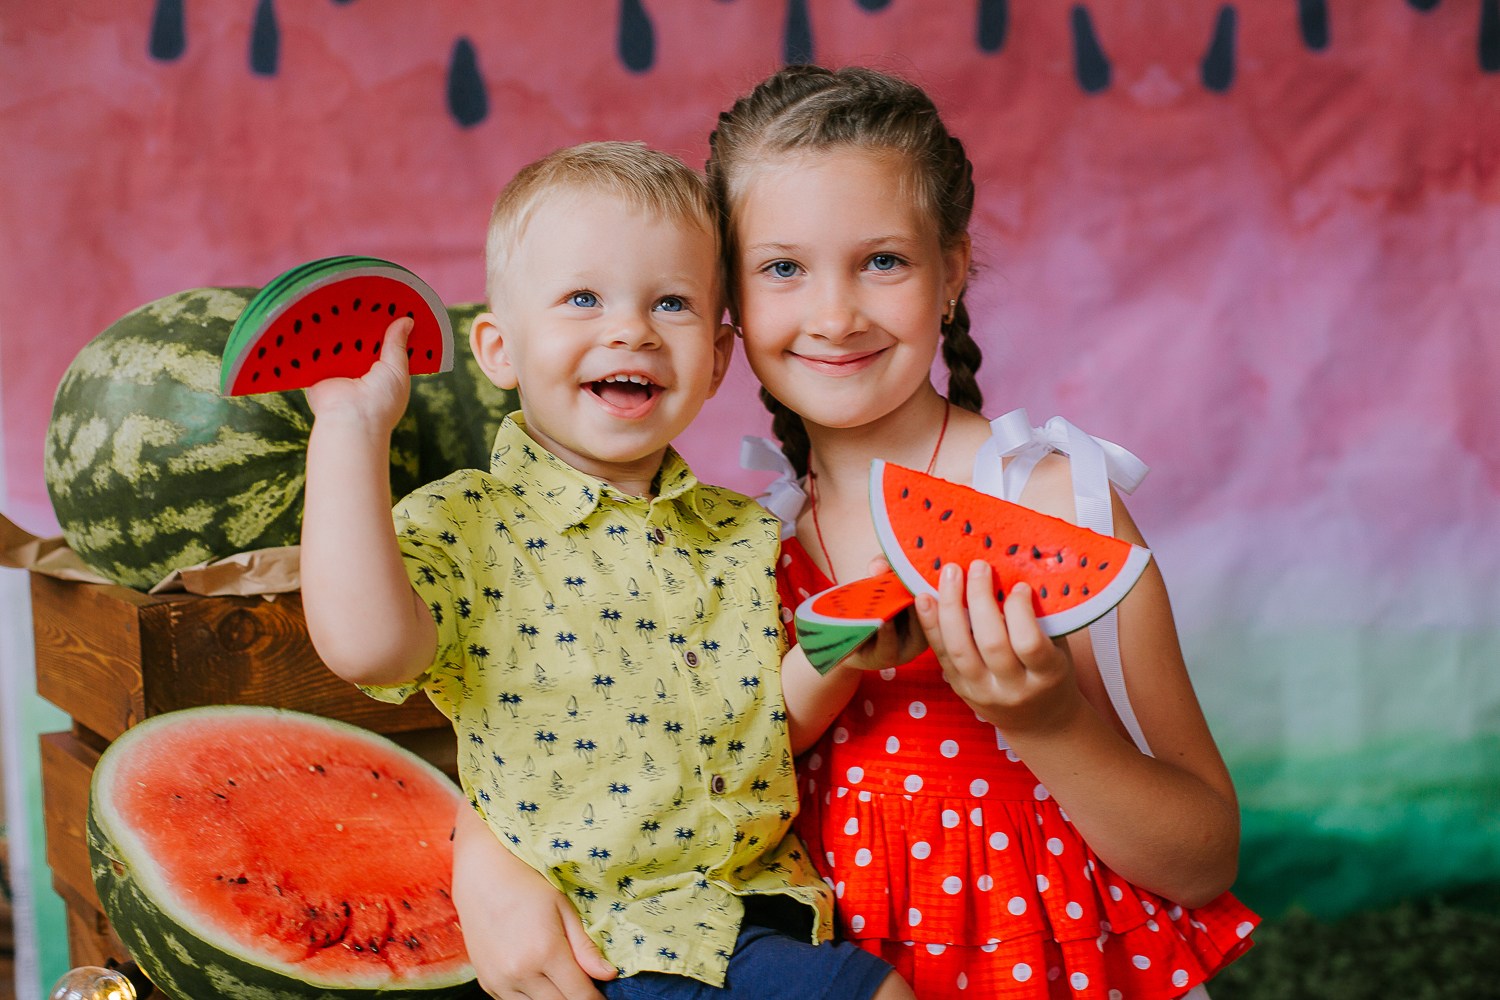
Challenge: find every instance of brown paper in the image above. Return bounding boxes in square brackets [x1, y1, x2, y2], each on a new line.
[1, 511, 301, 597]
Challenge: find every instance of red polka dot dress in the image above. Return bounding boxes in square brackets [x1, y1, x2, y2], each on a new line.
[779, 536, 1257, 999]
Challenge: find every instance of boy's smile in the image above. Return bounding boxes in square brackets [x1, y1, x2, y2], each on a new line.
[472, 187, 732, 495]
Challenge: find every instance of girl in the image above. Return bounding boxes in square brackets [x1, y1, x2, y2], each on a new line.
[454, 65, 1256, 1000]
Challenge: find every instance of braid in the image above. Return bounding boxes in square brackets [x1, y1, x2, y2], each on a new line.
[761, 386, 812, 477]
[941, 300, 985, 414]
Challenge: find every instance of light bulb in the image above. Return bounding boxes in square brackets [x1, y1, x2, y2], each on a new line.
[49, 966, 138, 1000]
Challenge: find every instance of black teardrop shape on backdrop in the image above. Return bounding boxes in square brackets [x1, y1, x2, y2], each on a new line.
[1201, 5, 1236, 92]
[1483, 0, 1500, 71]
[856, 0, 893, 11]
[149, 0, 186, 61]
[1298, 0, 1330, 51]
[447, 37, 489, 127]
[1071, 5, 1110, 93]
[618, 0, 656, 73]
[784, 0, 814, 64]
[1406, 0, 1440, 11]
[977, 0, 1008, 53]
[250, 0, 279, 75]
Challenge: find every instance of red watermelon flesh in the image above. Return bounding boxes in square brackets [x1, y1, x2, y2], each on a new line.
[222, 256, 454, 396]
[871, 460, 1152, 638]
[88, 707, 473, 997]
[795, 569, 915, 675]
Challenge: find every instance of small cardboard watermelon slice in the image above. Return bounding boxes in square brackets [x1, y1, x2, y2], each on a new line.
[794, 569, 914, 674]
[872, 459, 1152, 638]
[221, 255, 454, 396]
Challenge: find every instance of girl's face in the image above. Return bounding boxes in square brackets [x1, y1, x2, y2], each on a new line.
[732, 147, 969, 433]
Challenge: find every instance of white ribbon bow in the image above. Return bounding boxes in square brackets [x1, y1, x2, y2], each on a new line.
[740, 435, 806, 540]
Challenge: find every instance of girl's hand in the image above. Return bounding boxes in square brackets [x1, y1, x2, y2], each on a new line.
[838, 556, 928, 672]
[304, 316, 414, 434]
[915, 561, 1084, 736]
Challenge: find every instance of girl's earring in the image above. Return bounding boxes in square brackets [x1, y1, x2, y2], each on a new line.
[943, 299, 958, 325]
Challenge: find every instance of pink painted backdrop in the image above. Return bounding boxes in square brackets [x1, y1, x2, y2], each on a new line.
[4, 1, 1500, 920]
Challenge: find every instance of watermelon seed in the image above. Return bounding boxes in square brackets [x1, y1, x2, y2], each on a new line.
[1040, 586, 1048, 599]
[352, 944, 363, 952]
[932, 557, 942, 571]
[372, 770, 380, 779]
[1062, 584, 1070, 596]
[407, 347, 415, 357]
[1079, 555, 1088, 567]
[914, 536, 924, 549]
[963, 521, 972, 534]
[1056, 552, 1065, 563]
[371, 301, 383, 312]
[401, 899, 412, 909]
[900, 488, 909, 498]
[234, 875, 248, 884]
[407, 310, 415, 319]
[333, 342, 343, 355]
[275, 334, 284, 347]
[355, 339, 364, 352]
[331, 305, 340, 316]
[940, 509, 953, 521]
[1006, 544, 1018, 555]
[312, 312, 321, 324]
[1098, 561, 1109, 571]
[353, 298, 362, 309]
[1031, 546, 1043, 559]
[273, 366, 282, 378]
[373, 341, 382, 355]
[226, 778, 236, 785]
[293, 320, 302, 333]
[257, 346, 267, 359]
[312, 348, 321, 361]
[922, 499, 932, 510]
[389, 303, 397, 316]
[212, 791, 227, 800]
[251, 372, 260, 382]
[1082, 585, 1090, 596]
[291, 359, 300, 369]
[427, 349, 435, 359]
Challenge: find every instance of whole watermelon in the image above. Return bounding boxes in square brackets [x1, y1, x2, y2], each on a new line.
[44, 288, 514, 590]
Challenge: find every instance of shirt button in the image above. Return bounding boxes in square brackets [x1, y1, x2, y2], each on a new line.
[710, 775, 727, 794]
[652, 527, 666, 543]
[684, 650, 699, 667]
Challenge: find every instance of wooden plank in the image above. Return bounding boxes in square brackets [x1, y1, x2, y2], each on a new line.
[40, 731, 101, 912]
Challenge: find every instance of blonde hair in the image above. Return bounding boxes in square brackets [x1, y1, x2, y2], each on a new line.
[484, 140, 721, 306]
[706, 66, 983, 476]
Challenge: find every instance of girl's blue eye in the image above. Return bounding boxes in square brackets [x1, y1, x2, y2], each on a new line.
[768, 260, 799, 279]
[569, 291, 599, 308]
[869, 254, 900, 271]
[655, 296, 685, 313]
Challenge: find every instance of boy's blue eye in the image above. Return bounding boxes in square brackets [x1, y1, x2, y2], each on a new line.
[768, 260, 798, 278]
[869, 254, 900, 271]
[569, 291, 599, 308]
[655, 296, 685, 313]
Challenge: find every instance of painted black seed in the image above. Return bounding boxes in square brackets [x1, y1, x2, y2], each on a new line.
[290, 359, 300, 368]
[1031, 546, 1043, 559]
[372, 770, 380, 779]
[353, 944, 363, 952]
[932, 557, 942, 571]
[406, 310, 415, 319]
[963, 521, 972, 534]
[371, 301, 382, 312]
[1056, 552, 1065, 563]
[388, 303, 397, 316]
[1082, 586, 1090, 596]
[1098, 562, 1109, 571]
[226, 779, 236, 785]
[940, 509, 953, 521]
[251, 372, 260, 382]
[1062, 584, 1070, 596]
[272, 367, 280, 378]
[312, 348, 321, 361]
[923, 499, 932, 510]
[333, 342, 343, 355]
[257, 346, 266, 359]
[983, 536, 992, 548]
[235, 876, 248, 884]
[293, 319, 302, 333]
[1007, 544, 1019, 555]
[353, 298, 362, 310]
[901, 487, 909, 498]
[312, 312, 321, 323]
[331, 305, 339, 316]
[373, 341, 382, 355]
[427, 349, 434, 359]
[1040, 586, 1048, 599]
[354, 339, 363, 352]
[407, 347, 415, 357]
[915, 536, 924, 549]
[275, 334, 283, 347]
[1079, 555, 1088, 567]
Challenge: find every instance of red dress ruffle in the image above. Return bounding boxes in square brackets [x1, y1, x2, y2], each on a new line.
[780, 538, 1257, 999]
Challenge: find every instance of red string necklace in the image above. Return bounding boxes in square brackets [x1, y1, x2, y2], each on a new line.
[806, 400, 950, 584]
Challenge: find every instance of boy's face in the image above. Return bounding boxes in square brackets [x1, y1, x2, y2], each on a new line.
[473, 188, 732, 493]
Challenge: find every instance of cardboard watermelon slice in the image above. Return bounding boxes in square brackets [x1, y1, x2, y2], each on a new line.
[794, 460, 1152, 674]
[221, 256, 454, 396]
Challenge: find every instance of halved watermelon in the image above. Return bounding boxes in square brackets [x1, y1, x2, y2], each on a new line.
[794, 569, 914, 674]
[88, 706, 476, 999]
[221, 256, 454, 396]
[794, 461, 1153, 674]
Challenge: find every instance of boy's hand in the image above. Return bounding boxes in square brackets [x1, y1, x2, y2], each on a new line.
[304, 316, 414, 433]
[914, 560, 1084, 736]
[462, 880, 615, 1000]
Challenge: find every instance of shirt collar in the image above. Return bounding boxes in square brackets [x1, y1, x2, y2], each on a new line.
[489, 414, 715, 533]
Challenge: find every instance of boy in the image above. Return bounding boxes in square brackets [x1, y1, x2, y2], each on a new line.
[300, 142, 914, 1000]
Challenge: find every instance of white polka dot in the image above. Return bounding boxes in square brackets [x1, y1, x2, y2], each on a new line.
[1169, 905, 1184, 921]
[1172, 970, 1190, 988]
[1006, 748, 1022, 762]
[780, 553, 792, 567]
[941, 809, 961, 828]
[780, 606, 793, 622]
[911, 841, 932, 860]
[1047, 837, 1064, 856]
[926, 943, 946, 955]
[1147, 920, 1160, 932]
[850, 914, 866, 932]
[824, 791, 833, 805]
[843, 817, 859, 836]
[989, 831, 1009, 851]
[942, 875, 963, 895]
[855, 848, 873, 867]
[1007, 896, 1027, 915]
[823, 875, 835, 889]
[885, 735, 900, 754]
[940, 739, 960, 758]
[1036, 874, 1050, 892]
[1012, 963, 1032, 982]
[846, 766, 864, 784]
[1142, 900, 1156, 915]
[863, 700, 875, 716]
[1066, 901, 1083, 919]
[908, 907, 922, 926]
[976, 875, 993, 891]
[1237, 920, 1254, 938]
[835, 881, 846, 898]
[1110, 991, 1124, 1000]
[806, 753, 823, 771]
[825, 851, 835, 866]
[879, 667, 897, 681]
[1070, 972, 1089, 990]
[1132, 955, 1150, 970]
[858, 790, 872, 802]
[806, 779, 817, 796]
[832, 727, 850, 744]
[908, 701, 927, 719]
[835, 787, 847, 798]
[796, 587, 810, 600]
[970, 807, 984, 826]
[1033, 783, 1050, 800]
[904, 773, 923, 793]
[970, 778, 989, 797]
[1109, 885, 1124, 902]
[981, 940, 999, 953]
[956, 972, 968, 990]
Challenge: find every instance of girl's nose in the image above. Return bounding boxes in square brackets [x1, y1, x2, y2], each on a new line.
[804, 283, 864, 341]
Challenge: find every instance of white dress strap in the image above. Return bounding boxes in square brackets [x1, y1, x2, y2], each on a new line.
[740, 435, 805, 541]
[976, 409, 1154, 756]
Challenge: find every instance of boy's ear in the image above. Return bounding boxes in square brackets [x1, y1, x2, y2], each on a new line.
[943, 233, 973, 306]
[705, 322, 736, 398]
[470, 311, 519, 390]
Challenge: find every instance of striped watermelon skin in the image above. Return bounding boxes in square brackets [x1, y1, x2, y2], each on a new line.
[87, 707, 478, 1000]
[43, 288, 514, 590]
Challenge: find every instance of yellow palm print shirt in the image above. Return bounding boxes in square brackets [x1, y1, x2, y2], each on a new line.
[363, 415, 832, 985]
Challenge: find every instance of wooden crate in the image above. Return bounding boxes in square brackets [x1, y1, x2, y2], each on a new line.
[30, 572, 455, 975]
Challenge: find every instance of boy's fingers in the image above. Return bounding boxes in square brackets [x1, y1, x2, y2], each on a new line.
[562, 902, 616, 985]
[381, 316, 415, 372]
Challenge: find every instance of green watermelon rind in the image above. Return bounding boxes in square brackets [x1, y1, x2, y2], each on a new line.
[87, 706, 477, 1000]
[794, 573, 916, 674]
[221, 256, 455, 396]
[869, 459, 1153, 638]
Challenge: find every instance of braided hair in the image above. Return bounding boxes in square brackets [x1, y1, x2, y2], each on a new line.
[707, 65, 984, 476]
